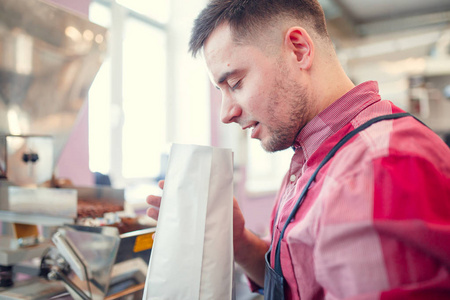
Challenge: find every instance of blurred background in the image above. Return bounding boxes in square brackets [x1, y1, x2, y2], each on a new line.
[0, 0, 449, 299]
[2, 0, 448, 230]
[82, 0, 450, 235]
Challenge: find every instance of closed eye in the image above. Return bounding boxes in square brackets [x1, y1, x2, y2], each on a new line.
[230, 80, 242, 91]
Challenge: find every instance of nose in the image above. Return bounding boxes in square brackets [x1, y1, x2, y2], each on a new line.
[220, 93, 242, 124]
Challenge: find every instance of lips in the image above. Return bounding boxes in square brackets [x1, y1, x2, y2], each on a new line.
[242, 122, 257, 130]
[251, 122, 260, 138]
[242, 122, 260, 139]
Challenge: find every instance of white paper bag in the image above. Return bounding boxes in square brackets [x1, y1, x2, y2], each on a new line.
[143, 143, 234, 300]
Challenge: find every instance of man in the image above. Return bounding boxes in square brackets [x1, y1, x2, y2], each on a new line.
[147, 0, 450, 299]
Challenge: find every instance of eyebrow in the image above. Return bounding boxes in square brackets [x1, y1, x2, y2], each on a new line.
[217, 70, 237, 85]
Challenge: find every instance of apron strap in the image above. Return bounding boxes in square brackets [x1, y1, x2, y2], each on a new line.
[273, 112, 420, 276]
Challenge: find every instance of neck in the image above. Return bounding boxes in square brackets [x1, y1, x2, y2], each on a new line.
[311, 50, 355, 113]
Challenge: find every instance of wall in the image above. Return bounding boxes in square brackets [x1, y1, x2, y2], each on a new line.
[166, 0, 210, 146]
[48, 0, 94, 187]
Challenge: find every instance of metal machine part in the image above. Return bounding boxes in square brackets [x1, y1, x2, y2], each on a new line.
[2, 185, 78, 217]
[0, 277, 67, 300]
[0, 0, 108, 172]
[0, 0, 154, 298]
[46, 225, 155, 300]
[0, 183, 127, 294]
[0, 135, 54, 186]
[0, 0, 117, 298]
[47, 225, 121, 299]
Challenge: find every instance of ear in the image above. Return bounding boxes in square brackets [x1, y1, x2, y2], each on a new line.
[284, 27, 314, 70]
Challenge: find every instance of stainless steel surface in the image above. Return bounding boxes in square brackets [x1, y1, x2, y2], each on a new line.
[0, 180, 124, 220]
[52, 231, 88, 282]
[0, 238, 52, 265]
[77, 186, 125, 208]
[0, 0, 108, 169]
[49, 267, 90, 300]
[48, 224, 155, 300]
[5, 186, 77, 217]
[1, 135, 54, 186]
[0, 1, 116, 298]
[0, 210, 74, 226]
[53, 225, 122, 300]
[0, 277, 67, 300]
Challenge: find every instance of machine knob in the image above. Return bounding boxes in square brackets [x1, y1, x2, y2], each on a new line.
[22, 152, 39, 163]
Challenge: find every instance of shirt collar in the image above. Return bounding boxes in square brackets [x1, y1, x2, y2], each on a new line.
[293, 81, 381, 160]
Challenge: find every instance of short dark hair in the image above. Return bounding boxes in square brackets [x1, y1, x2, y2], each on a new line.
[189, 0, 329, 57]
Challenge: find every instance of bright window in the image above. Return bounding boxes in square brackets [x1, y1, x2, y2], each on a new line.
[116, 0, 170, 23]
[88, 0, 167, 186]
[88, 1, 111, 175]
[122, 18, 166, 178]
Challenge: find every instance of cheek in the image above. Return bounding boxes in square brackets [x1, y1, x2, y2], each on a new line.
[245, 79, 273, 114]
[243, 66, 278, 117]
[245, 90, 267, 117]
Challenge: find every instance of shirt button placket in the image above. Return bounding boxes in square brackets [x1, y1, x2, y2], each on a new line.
[290, 174, 296, 183]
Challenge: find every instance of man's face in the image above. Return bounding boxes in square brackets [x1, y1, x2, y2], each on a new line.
[204, 24, 313, 152]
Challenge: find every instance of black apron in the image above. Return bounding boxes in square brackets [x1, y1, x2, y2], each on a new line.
[263, 112, 420, 300]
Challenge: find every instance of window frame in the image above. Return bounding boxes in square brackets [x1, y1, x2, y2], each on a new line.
[89, 0, 169, 188]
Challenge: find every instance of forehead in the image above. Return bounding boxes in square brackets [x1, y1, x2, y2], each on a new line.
[203, 24, 238, 80]
[203, 23, 283, 85]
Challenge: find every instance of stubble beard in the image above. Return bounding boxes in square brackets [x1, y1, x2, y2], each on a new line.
[262, 75, 310, 153]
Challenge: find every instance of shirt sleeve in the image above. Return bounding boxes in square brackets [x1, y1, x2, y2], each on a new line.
[246, 177, 287, 294]
[314, 153, 450, 299]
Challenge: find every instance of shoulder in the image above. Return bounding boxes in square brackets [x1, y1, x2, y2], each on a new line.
[316, 101, 450, 210]
[334, 100, 449, 177]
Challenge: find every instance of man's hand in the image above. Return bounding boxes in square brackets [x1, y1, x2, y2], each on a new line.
[146, 180, 164, 220]
[232, 197, 246, 251]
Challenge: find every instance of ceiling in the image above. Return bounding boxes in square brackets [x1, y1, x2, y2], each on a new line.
[319, 0, 450, 63]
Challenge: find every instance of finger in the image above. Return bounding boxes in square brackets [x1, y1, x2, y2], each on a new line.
[146, 195, 162, 207]
[146, 207, 160, 220]
[158, 180, 165, 189]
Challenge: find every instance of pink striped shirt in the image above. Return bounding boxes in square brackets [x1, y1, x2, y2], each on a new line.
[268, 81, 450, 299]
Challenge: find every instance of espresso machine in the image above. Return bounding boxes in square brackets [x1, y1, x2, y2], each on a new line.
[0, 0, 155, 299]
